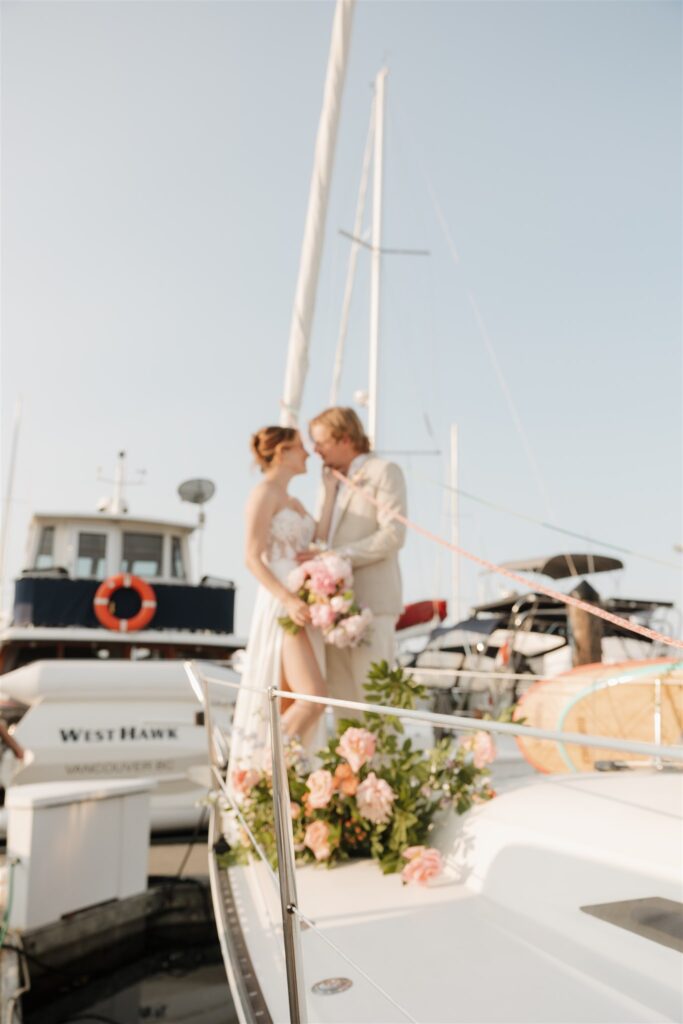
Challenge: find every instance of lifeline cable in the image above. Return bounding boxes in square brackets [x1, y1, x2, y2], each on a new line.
[332, 470, 683, 652]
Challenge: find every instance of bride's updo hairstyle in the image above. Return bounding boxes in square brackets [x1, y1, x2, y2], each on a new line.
[251, 426, 299, 472]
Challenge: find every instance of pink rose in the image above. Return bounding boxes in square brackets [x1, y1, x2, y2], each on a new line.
[337, 727, 376, 773]
[401, 846, 443, 886]
[308, 564, 338, 598]
[290, 801, 302, 820]
[460, 730, 496, 769]
[320, 553, 353, 586]
[310, 602, 337, 630]
[339, 614, 367, 645]
[304, 820, 332, 861]
[306, 769, 335, 809]
[356, 771, 395, 825]
[330, 594, 352, 614]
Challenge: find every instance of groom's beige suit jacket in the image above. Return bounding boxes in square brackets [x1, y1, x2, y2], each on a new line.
[326, 455, 407, 705]
[331, 455, 407, 614]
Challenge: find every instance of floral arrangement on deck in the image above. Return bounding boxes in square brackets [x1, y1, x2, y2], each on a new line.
[278, 551, 373, 648]
[224, 662, 496, 884]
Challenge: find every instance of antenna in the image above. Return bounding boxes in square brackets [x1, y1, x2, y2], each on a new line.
[97, 451, 146, 514]
[178, 478, 216, 580]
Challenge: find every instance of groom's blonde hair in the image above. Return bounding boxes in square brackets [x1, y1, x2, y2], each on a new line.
[309, 407, 371, 454]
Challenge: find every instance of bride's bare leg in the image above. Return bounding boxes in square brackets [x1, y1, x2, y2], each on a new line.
[280, 630, 326, 738]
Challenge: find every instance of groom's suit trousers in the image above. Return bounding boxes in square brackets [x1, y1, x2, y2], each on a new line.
[325, 614, 396, 714]
[325, 454, 407, 716]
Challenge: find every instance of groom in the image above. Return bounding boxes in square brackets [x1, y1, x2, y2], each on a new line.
[308, 406, 407, 708]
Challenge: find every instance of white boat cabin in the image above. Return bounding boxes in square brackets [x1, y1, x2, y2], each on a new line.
[27, 512, 194, 585]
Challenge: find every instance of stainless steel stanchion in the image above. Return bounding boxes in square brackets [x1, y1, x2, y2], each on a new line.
[268, 686, 308, 1024]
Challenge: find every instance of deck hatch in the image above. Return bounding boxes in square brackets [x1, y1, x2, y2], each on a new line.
[581, 897, 683, 953]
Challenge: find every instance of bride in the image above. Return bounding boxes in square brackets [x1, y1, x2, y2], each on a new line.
[228, 425, 337, 779]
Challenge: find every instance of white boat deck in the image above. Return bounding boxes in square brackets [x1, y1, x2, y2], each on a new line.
[226, 772, 683, 1023]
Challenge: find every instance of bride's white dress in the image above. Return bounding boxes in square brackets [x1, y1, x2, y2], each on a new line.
[228, 507, 326, 778]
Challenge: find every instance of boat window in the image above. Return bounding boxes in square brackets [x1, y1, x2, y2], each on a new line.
[76, 532, 107, 577]
[121, 533, 163, 577]
[170, 536, 185, 579]
[35, 526, 55, 569]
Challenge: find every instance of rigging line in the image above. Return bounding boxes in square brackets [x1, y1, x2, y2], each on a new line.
[386, 107, 555, 521]
[404, 466, 681, 571]
[332, 469, 683, 652]
[437, 193, 556, 523]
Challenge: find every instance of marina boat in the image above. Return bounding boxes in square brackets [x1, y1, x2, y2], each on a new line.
[193, 662, 683, 1024]
[403, 552, 675, 717]
[0, 453, 242, 832]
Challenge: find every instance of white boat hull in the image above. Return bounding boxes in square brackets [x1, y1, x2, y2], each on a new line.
[211, 772, 683, 1023]
[0, 660, 237, 834]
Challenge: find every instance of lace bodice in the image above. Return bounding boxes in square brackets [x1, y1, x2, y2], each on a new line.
[267, 507, 315, 584]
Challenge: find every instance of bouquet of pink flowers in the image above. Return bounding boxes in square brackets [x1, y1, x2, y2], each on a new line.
[279, 551, 373, 648]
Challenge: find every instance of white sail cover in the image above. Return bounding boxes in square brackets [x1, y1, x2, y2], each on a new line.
[280, 0, 355, 426]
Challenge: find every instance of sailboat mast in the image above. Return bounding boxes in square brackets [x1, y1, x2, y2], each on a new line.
[280, 0, 355, 428]
[450, 423, 460, 622]
[368, 67, 387, 449]
[0, 398, 22, 618]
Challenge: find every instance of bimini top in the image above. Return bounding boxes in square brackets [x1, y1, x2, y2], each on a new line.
[501, 553, 624, 580]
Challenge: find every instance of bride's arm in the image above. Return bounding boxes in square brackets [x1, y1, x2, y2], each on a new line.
[313, 468, 338, 543]
[245, 486, 310, 627]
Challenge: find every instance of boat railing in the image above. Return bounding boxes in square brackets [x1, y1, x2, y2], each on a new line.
[185, 660, 683, 1024]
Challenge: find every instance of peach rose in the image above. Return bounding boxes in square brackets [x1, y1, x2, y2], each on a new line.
[333, 762, 359, 797]
[356, 772, 395, 825]
[290, 801, 302, 820]
[339, 614, 368, 645]
[304, 819, 332, 861]
[326, 626, 351, 648]
[306, 769, 335, 809]
[401, 846, 443, 886]
[231, 768, 260, 797]
[460, 730, 496, 769]
[286, 564, 308, 593]
[337, 727, 376, 773]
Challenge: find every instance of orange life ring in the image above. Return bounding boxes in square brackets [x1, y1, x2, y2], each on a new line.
[93, 573, 157, 632]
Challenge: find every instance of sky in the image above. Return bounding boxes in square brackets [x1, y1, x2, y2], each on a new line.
[1, 0, 681, 637]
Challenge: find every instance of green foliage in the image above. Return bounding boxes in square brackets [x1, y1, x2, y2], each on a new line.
[223, 660, 496, 877]
[277, 615, 302, 635]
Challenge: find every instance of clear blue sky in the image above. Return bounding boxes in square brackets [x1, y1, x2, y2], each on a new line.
[2, 1, 681, 635]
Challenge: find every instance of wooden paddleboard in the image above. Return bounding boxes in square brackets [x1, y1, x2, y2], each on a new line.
[514, 659, 683, 773]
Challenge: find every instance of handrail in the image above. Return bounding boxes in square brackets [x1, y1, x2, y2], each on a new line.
[265, 688, 683, 762]
[188, 664, 683, 763]
[268, 686, 308, 1024]
[187, 658, 683, 1024]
